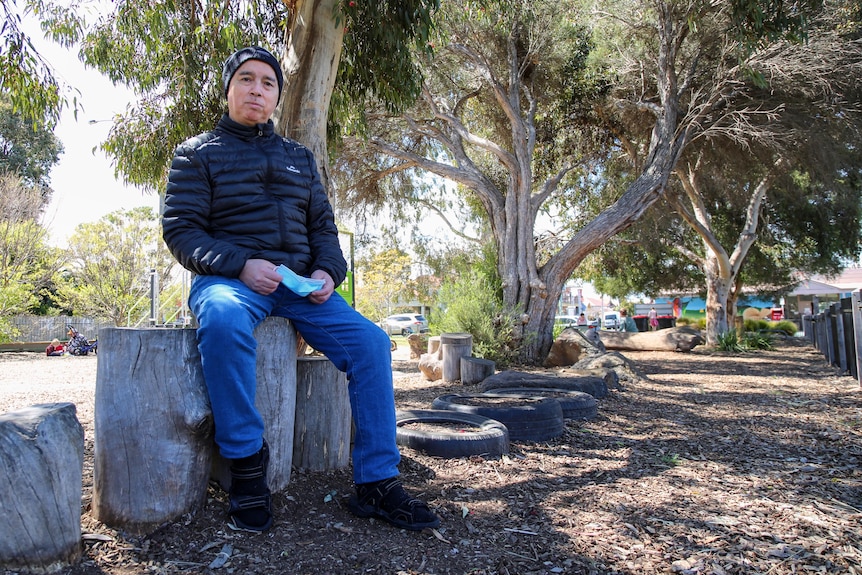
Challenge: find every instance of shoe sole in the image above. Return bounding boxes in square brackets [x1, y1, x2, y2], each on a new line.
[348, 497, 440, 531]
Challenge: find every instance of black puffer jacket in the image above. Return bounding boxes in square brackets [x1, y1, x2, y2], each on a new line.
[162, 115, 346, 285]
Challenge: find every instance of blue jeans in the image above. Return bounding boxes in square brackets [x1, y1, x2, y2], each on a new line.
[189, 274, 400, 484]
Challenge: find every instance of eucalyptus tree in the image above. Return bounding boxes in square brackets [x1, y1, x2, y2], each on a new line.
[5, 0, 437, 194]
[0, 94, 63, 201]
[580, 1, 862, 343]
[335, 0, 824, 361]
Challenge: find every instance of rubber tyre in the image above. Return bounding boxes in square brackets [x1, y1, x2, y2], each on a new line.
[483, 387, 598, 420]
[481, 374, 609, 399]
[431, 394, 565, 442]
[395, 409, 509, 458]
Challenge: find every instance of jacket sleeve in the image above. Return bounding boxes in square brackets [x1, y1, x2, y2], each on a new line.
[162, 141, 251, 278]
[304, 149, 347, 286]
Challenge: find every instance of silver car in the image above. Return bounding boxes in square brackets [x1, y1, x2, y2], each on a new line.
[380, 314, 429, 336]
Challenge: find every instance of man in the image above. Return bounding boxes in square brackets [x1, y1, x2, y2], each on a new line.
[162, 46, 439, 533]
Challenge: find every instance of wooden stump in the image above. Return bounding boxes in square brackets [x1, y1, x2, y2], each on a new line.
[93, 318, 297, 534]
[293, 356, 351, 472]
[428, 336, 441, 355]
[441, 333, 473, 382]
[0, 403, 83, 572]
[461, 356, 496, 385]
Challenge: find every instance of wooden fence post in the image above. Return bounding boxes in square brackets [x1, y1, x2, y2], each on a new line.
[853, 290, 862, 388]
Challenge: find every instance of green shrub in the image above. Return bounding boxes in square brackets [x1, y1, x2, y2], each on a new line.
[695, 318, 707, 330]
[717, 330, 743, 352]
[743, 318, 770, 332]
[675, 316, 693, 326]
[741, 332, 774, 350]
[770, 320, 798, 336]
[433, 267, 520, 368]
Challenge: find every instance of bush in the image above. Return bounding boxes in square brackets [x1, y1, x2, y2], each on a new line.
[743, 318, 770, 332]
[432, 268, 520, 368]
[675, 316, 694, 327]
[770, 320, 798, 336]
[741, 332, 774, 350]
[717, 330, 743, 352]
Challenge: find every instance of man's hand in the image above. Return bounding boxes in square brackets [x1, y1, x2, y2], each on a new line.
[307, 269, 335, 304]
[239, 259, 282, 295]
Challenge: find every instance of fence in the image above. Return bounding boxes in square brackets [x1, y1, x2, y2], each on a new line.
[8, 315, 116, 343]
[801, 290, 862, 387]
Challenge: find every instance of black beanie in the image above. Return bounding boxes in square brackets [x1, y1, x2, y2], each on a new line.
[222, 46, 284, 101]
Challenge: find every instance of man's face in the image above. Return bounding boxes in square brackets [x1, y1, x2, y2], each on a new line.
[226, 59, 280, 126]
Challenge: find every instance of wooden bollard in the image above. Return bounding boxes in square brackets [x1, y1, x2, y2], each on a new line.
[0, 403, 83, 572]
[441, 332, 473, 382]
[293, 356, 351, 471]
[461, 356, 495, 385]
[93, 318, 297, 534]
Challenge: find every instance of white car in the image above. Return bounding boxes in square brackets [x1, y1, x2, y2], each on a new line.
[380, 314, 430, 336]
[603, 312, 621, 330]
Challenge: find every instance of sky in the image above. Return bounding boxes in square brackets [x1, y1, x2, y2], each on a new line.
[25, 21, 160, 246]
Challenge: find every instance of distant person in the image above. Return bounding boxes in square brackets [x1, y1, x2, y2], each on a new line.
[620, 309, 638, 332]
[577, 313, 587, 326]
[46, 339, 65, 356]
[648, 307, 658, 331]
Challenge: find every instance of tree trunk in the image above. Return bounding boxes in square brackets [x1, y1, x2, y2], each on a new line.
[0, 403, 83, 572]
[275, 0, 343, 193]
[704, 259, 732, 345]
[293, 356, 351, 472]
[93, 319, 297, 534]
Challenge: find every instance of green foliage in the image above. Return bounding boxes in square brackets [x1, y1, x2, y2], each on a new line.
[332, 0, 439, 125]
[743, 318, 770, 332]
[0, 172, 62, 318]
[431, 244, 518, 367]
[0, 0, 74, 127]
[55, 207, 175, 325]
[355, 243, 415, 322]
[0, 95, 64, 193]
[740, 331, 774, 350]
[717, 330, 744, 352]
[771, 319, 798, 336]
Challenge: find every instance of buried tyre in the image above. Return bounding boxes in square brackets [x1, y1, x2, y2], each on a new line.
[483, 387, 598, 420]
[395, 409, 509, 458]
[431, 394, 565, 442]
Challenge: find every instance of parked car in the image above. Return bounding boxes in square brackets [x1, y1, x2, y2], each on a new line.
[380, 314, 429, 336]
[554, 315, 580, 327]
[602, 312, 621, 330]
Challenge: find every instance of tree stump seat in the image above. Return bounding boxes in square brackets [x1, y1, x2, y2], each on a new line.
[93, 318, 351, 535]
[0, 403, 84, 572]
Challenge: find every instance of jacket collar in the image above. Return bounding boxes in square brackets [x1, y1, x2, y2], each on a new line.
[217, 114, 275, 140]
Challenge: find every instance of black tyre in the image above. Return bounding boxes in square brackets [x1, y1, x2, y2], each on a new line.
[480, 372, 609, 399]
[483, 387, 598, 420]
[395, 409, 509, 458]
[431, 394, 565, 442]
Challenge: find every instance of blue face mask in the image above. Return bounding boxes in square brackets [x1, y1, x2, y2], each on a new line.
[276, 264, 325, 296]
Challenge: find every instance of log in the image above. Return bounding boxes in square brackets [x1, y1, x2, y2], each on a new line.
[293, 356, 351, 472]
[0, 403, 83, 572]
[461, 356, 495, 385]
[441, 333, 473, 382]
[599, 326, 704, 352]
[93, 318, 297, 534]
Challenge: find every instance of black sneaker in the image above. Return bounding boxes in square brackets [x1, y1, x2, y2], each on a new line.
[348, 477, 440, 531]
[227, 440, 272, 532]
